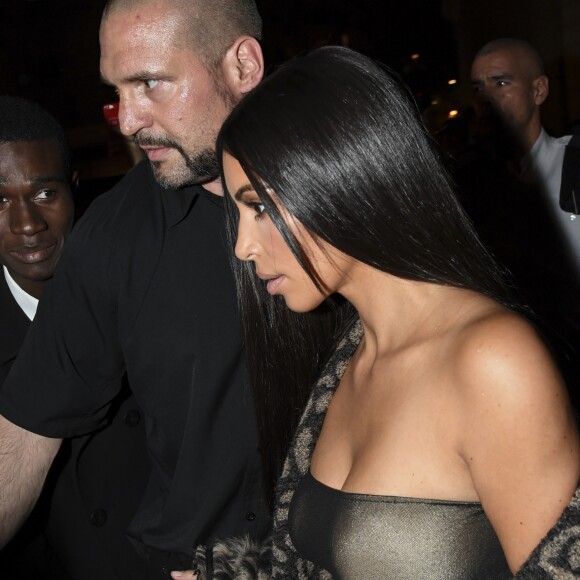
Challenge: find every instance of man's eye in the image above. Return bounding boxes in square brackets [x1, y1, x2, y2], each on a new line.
[35, 189, 56, 201]
[145, 79, 159, 90]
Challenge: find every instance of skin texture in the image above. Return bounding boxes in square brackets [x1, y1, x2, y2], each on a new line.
[224, 153, 580, 574]
[0, 417, 61, 550]
[471, 45, 549, 151]
[0, 140, 74, 299]
[99, 1, 263, 193]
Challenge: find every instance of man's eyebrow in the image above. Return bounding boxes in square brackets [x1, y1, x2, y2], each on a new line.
[0, 175, 67, 186]
[234, 184, 254, 200]
[490, 72, 514, 80]
[100, 70, 166, 85]
[471, 72, 515, 85]
[29, 175, 67, 184]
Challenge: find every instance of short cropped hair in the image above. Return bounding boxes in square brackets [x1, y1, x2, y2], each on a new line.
[475, 38, 545, 78]
[0, 95, 71, 174]
[103, 0, 262, 69]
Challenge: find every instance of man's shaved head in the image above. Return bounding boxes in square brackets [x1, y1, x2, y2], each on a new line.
[471, 38, 549, 150]
[474, 38, 545, 80]
[103, 0, 262, 69]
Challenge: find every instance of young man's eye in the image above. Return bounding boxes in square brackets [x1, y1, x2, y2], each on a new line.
[35, 189, 56, 201]
[144, 79, 159, 90]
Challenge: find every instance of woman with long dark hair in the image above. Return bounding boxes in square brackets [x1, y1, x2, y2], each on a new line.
[174, 46, 580, 579]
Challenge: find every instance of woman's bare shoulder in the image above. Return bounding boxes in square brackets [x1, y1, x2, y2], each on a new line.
[450, 306, 564, 411]
[448, 305, 580, 571]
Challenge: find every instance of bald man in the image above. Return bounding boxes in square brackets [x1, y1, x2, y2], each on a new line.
[0, 1, 269, 578]
[471, 38, 580, 284]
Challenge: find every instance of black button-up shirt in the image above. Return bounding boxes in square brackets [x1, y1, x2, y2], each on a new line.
[0, 161, 269, 555]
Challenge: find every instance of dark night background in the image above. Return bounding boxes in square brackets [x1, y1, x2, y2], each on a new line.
[0, 0, 577, 182]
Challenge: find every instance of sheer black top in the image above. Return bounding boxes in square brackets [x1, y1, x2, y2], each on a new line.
[289, 472, 512, 579]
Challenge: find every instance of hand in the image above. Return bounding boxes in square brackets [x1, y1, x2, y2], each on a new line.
[170, 571, 198, 579]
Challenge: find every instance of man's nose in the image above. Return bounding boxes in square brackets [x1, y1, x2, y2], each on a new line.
[118, 97, 151, 136]
[10, 203, 47, 237]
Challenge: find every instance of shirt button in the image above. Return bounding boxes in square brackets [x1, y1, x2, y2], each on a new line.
[245, 512, 256, 521]
[124, 409, 141, 428]
[90, 508, 107, 527]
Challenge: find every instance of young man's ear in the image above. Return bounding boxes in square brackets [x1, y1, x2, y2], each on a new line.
[533, 75, 549, 106]
[222, 36, 264, 98]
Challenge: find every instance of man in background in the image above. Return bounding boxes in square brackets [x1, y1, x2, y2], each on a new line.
[471, 38, 580, 282]
[0, 95, 74, 579]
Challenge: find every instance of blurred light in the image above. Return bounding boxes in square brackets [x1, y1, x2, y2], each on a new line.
[448, 79, 457, 85]
[411, 53, 420, 60]
[448, 110, 459, 118]
[431, 99, 440, 105]
[341, 33, 350, 47]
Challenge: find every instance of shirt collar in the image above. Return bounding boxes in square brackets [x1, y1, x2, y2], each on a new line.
[3, 266, 38, 321]
[157, 176, 224, 228]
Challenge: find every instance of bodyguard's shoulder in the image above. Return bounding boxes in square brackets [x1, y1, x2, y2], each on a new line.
[72, 162, 162, 241]
[81, 162, 158, 220]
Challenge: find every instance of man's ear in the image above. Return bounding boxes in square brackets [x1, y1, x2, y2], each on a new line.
[222, 36, 264, 98]
[533, 75, 549, 106]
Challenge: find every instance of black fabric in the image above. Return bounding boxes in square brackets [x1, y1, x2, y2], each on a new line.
[44, 381, 152, 580]
[0, 273, 69, 579]
[0, 161, 269, 556]
[289, 472, 511, 580]
[560, 133, 580, 213]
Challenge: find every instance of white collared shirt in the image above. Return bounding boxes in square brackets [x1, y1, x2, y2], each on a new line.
[521, 129, 580, 281]
[3, 265, 38, 321]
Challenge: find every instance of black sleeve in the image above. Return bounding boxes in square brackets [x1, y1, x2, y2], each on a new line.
[0, 192, 126, 438]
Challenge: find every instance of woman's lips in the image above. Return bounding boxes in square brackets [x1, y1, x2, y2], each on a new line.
[257, 272, 285, 295]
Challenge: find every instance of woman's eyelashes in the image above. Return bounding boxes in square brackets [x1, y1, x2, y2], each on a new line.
[246, 200, 266, 220]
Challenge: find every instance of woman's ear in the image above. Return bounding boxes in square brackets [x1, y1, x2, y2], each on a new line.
[221, 36, 264, 98]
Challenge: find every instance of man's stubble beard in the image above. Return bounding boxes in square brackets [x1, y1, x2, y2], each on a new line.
[138, 72, 237, 190]
[149, 144, 220, 190]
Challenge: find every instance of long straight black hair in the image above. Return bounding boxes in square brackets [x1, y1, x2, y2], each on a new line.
[218, 46, 519, 505]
